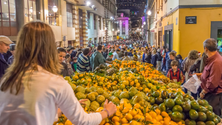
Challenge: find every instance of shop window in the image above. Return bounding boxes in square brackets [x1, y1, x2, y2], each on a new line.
[217, 29, 222, 48]
[67, 3, 73, 27]
[24, 0, 36, 22]
[0, 0, 17, 35]
[48, 0, 59, 26]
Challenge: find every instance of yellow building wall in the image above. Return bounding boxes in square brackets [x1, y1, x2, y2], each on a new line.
[161, 10, 180, 53]
[179, 8, 222, 58]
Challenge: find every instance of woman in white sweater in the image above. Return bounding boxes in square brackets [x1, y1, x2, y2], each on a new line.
[0, 21, 116, 125]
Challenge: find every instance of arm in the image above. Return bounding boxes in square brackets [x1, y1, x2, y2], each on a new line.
[205, 63, 222, 93]
[180, 71, 184, 83]
[57, 82, 116, 125]
[98, 55, 106, 65]
[190, 60, 200, 73]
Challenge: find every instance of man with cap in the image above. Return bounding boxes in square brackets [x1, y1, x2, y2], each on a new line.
[0, 36, 13, 79]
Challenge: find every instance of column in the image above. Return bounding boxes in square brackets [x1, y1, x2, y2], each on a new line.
[125, 19, 129, 39]
[15, 0, 25, 31]
[73, 5, 80, 46]
[82, 10, 88, 47]
[119, 20, 122, 36]
[101, 17, 104, 42]
[61, 0, 68, 47]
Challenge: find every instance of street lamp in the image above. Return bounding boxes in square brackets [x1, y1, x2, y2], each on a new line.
[52, 6, 58, 25]
[86, 1, 91, 6]
[147, 10, 151, 16]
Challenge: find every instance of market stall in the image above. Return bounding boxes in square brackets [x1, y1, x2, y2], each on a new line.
[55, 60, 220, 125]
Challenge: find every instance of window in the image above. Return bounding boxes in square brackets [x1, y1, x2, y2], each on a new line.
[48, 0, 59, 26]
[67, 3, 73, 27]
[0, 0, 17, 35]
[94, 14, 96, 30]
[87, 12, 90, 29]
[24, 0, 36, 22]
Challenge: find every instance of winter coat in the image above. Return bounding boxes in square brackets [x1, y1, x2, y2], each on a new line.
[151, 54, 158, 67]
[0, 53, 9, 79]
[157, 52, 162, 61]
[145, 53, 152, 63]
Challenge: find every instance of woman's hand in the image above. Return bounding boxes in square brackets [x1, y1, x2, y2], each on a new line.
[79, 99, 88, 105]
[100, 99, 117, 119]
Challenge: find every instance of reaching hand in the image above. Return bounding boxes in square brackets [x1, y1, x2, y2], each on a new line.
[79, 99, 88, 105]
[103, 99, 117, 117]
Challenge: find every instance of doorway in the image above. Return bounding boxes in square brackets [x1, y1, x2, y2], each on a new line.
[211, 21, 222, 48]
[164, 30, 173, 51]
[164, 24, 173, 51]
[158, 31, 162, 48]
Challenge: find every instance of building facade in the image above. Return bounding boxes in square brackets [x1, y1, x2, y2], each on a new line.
[0, 0, 117, 47]
[147, 0, 222, 58]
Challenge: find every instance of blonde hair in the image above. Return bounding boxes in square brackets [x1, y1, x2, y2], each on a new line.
[1, 21, 62, 94]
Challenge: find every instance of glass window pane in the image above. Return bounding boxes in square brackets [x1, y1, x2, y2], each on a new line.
[30, 0, 36, 21]
[1, 0, 9, 27]
[67, 3, 72, 27]
[48, 0, 58, 26]
[9, 0, 15, 21]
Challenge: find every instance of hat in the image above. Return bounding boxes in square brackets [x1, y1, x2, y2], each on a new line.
[0, 36, 13, 45]
[157, 49, 160, 52]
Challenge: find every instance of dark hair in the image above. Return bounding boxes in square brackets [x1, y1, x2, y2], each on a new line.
[97, 45, 103, 50]
[57, 47, 66, 53]
[67, 47, 74, 52]
[171, 60, 178, 66]
[83, 48, 90, 55]
[65, 54, 70, 59]
[10, 44, 16, 51]
[176, 54, 182, 60]
[169, 52, 176, 57]
[203, 38, 217, 52]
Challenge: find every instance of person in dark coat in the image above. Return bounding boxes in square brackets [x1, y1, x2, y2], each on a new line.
[0, 36, 13, 79]
[151, 49, 158, 68]
[145, 50, 152, 64]
[157, 49, 162, 71]
[8, 44, 16, 65]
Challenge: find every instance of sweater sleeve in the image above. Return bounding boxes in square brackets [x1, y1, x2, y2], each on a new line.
[56, 81, 102, 125]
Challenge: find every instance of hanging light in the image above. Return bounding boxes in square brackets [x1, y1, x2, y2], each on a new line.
[86, 1, 91, 6]
[30, 7, 33, 13]
[147, 10, 151, 16]
[52, 6, 58, 13]
[4, 1, 7, 4]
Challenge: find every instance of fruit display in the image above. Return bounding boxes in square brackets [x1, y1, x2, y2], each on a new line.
[54, 60, 221, 125]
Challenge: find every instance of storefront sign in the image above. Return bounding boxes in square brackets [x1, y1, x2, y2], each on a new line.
[186, 16, 197, 24]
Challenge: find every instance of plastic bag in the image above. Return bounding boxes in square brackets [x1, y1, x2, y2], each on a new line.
[182, 74, 201, 94]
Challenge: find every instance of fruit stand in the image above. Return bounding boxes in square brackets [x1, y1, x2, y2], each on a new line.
[54, 60, 221, 125]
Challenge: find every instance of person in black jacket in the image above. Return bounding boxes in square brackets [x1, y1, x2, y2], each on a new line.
[0, 36, 13, 79]
[145, 49, 152, 63]
[157, 49, 162, 71]
[151, 49, 158, 68]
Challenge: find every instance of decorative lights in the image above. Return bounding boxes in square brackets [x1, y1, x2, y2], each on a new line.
[52, 6, 58, 13]
[147, 10, 151, 16]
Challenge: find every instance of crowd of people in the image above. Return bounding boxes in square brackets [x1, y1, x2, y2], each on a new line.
[0, 21, 222, 124]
